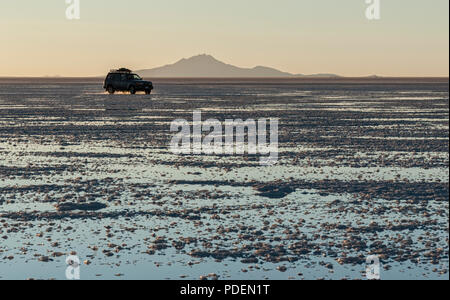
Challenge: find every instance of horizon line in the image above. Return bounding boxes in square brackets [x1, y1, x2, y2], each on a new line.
[0, 75, 448, 79]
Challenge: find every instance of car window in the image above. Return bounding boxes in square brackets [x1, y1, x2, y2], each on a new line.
[120, 74, 127, 81]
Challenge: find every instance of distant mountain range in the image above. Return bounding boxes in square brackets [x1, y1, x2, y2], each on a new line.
[136, 54, 340, 78]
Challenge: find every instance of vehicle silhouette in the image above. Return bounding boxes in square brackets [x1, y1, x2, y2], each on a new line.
[103, 68, 153, 95]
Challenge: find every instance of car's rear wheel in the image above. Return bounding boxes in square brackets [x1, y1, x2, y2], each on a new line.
[107, 86, 115, 94]
[129, 86, 136, 95]
[145, 88, 152, 95]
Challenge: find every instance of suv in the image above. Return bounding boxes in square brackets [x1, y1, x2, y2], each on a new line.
[103, 68, 153, 95]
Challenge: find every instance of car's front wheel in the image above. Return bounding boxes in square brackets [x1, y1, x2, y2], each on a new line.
[145, 88, 152, 95]
[107, 86, 115, 94]
[129, 86, 136, 95]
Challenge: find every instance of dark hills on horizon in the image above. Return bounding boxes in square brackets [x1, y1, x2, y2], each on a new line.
[135, 54, 340, 78]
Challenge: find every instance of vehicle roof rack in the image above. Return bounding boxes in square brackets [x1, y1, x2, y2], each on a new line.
[110, 68, 132, 73]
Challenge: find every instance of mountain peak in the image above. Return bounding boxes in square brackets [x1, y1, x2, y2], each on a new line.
[179, 54, 218, 63]
[192, 54, 216, 59]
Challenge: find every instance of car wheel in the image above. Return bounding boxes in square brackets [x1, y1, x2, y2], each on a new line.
[129, 86, 136, 95]
[145, 88, 151, 95]
[107, 86, 115, 94]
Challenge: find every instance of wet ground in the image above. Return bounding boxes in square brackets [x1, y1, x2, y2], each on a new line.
[0, 78, 448, 280]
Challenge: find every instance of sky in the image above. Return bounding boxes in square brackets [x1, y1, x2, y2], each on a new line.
[0, 0, 448, 77]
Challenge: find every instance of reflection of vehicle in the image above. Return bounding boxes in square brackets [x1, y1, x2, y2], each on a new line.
[103, 68, 153, 95]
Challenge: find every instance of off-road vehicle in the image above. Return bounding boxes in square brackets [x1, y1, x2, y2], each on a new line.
[103, 68, 153, 95]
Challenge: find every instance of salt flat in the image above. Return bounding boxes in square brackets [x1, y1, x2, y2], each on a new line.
[0, 78, 448, 280]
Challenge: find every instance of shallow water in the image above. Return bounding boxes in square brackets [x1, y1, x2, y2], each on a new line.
[0, 79, 448, 280]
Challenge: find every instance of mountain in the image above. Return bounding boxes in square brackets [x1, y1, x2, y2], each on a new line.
[136, 54, 339, 78]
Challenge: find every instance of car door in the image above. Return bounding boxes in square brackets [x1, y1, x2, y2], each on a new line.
[118, 74, 128, 90]
[110, 74, 120, 89]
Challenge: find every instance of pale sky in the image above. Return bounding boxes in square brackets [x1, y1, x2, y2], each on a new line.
[1, 0, 448, 77]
